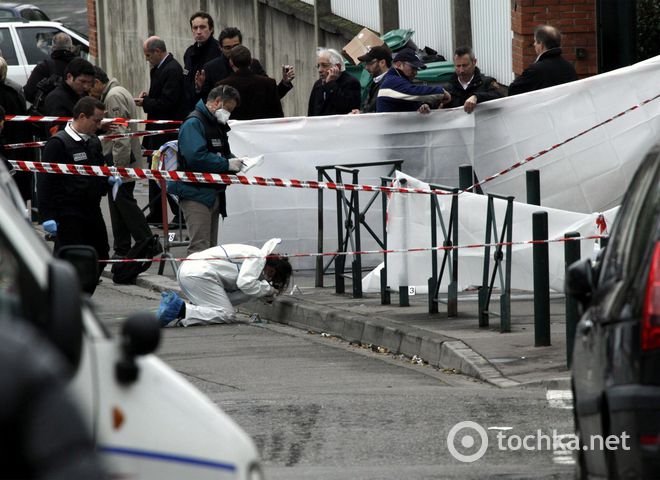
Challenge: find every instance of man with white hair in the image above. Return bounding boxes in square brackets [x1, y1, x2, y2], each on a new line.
[307, 48, 360, 116]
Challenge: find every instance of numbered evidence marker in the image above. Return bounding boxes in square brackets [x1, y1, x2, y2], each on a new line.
[408, 286, 416, 296]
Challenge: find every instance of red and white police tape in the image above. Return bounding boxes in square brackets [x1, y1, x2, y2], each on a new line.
[8, 159, 458, 195]
[4, 128, 180, 150]
[3, 115, 182, 125]
[465, 92, 660, 192]
[97, 234, 606, 264]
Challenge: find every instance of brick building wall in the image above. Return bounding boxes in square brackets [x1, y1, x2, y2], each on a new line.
[87, 0, 98, 59]
[512, 0, 598, 79]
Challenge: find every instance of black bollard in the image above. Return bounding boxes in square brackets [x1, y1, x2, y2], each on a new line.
[399, 286, 409, 307]
[564, 231, 581, 367]
[459, 164, 473, 191]
[533, 211, 551, 346]
[526, 170, 541, 206]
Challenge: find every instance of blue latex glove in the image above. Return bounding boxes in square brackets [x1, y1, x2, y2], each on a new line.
[42, 220, 57, 235]
[108, 175, 123, 187]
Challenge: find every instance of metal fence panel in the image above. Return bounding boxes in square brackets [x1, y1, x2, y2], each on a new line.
[470, 0, 513, 85]
[398, 0, 453, 60]
[331, 0, 381, 32]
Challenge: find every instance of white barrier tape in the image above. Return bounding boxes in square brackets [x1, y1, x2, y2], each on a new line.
[4, 128, 179, 150]
[97, 234, 606, 264]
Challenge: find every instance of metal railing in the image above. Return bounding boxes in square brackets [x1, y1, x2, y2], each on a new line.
[315, 160, 403, 297]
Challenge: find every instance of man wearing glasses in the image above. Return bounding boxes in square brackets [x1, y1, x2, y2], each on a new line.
[308, 48, 361, 116]
[376, 48, 451, 113]
[197, 27, 295, 103]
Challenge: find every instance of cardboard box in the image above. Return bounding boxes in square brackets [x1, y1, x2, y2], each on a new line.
[343, 28, 384, 65]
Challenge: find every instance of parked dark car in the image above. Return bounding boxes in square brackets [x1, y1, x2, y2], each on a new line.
[567, 142, 660, 479]
[0, 2, 48, 21]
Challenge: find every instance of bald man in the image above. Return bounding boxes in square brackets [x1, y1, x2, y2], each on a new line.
[508, 25, 577, 96]
[136, 36, 186, 226]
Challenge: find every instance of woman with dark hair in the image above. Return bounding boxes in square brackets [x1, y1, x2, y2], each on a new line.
[157, 238, 292, 327]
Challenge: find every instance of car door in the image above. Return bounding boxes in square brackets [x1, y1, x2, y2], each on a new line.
[576, 153, 659, 475]
[0, 25, 28, 85]
[13, 24, 90, 77]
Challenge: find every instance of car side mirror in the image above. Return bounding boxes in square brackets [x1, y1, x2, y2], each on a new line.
[56, 246, 99, 295]
[46, 260, 84, 374]
[116, 312, 161, 385]
[565, 258, 594, 307]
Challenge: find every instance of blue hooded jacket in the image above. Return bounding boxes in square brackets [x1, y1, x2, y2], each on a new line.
[376, 68, 446, 112]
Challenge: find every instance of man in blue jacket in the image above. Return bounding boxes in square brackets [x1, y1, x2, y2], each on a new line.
[377, 48, 451, 113]
[168, 85, 244, 254]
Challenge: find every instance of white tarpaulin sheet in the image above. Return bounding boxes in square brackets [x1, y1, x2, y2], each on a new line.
[361, 172, 619, 293]
[221, 56, 659, 268]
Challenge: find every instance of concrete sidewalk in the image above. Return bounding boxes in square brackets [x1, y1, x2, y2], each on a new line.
[131, 256, 572, 389]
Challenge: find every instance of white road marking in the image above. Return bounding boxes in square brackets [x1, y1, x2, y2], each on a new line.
[547, 390, 576, 465]
[546, 389, 573, 409]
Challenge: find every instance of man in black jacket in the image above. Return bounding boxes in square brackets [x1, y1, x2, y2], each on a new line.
[24, 32, 77, 104]
[443, 46, 504, 113]
[136, 36, 186, 226]
[38, 97, 110, 287]
[508, 25, 577, 96]
[351, 45, 392, 114]
[183, 12, 221, 112]
[217, 46, 283, 120]
[0, 58, 33, 202]
[43, 57, 95, 119]
[197, 26, 295, 103]
[308, 48, 360, 116]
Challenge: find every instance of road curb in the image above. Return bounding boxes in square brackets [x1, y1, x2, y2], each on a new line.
[246, 295, 520, 388]
[124, 273, 534, 388]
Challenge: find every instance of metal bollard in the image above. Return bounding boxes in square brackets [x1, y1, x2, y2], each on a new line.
[399, 286, 409, 307]
[380, 270, 391, 305]
[526, 170, 541, 206]
[533, 211, 551, 346]
[564, 231, 581, 367]
[459, 164, 473, 190]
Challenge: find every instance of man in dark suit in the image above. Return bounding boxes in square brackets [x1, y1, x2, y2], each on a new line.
[0, 58, 34, 202]
[216, 46, 283, 120]
[197, 27, 295, 103]
[182, 12, 221, 112]
[508, 25, 577, 96]
[308, 48, 361, 116]
[136, 36, 186, 226]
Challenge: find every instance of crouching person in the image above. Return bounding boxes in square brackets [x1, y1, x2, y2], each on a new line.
[157, 238, 292, 327]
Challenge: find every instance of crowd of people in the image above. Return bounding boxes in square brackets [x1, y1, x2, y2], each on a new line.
[0, 12, 577, 326]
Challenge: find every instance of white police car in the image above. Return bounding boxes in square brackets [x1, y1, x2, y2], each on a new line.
[0, 162, 263, 476]
[0, 19, 89, 85]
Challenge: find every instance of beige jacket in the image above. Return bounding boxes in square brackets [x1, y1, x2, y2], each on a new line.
[100, 78, 144, 181]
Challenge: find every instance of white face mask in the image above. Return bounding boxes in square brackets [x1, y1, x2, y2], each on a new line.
[215, 107, 231, 124]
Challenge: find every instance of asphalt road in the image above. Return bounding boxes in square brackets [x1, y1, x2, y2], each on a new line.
[94, 281, 575, 479]
[29, 0, 88, 35]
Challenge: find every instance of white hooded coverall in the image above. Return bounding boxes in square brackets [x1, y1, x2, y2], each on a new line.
[176, 238, 281, 326]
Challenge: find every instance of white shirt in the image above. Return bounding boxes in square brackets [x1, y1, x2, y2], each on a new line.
[459, 75, 474, 90]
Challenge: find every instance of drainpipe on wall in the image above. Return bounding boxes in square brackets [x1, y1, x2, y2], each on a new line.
[451, 0, 472, 53]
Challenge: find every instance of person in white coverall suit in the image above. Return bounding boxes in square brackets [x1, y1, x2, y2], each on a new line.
[157, 238, 292, 327]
